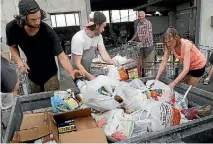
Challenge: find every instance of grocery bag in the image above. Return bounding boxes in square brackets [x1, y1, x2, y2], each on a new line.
[114, 82, 148, 113]
[104, 109, 134, 142]
[146, 80, 175, 106]
[81, 76, 121, 112]
[129, 100, 180, 132]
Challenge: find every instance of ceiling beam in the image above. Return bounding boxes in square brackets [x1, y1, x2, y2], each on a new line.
[133, 0, 164, 11]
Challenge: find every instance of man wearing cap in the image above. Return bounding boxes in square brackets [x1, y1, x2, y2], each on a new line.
[71, 12, 114, 80]
[6, 0, 82, 93]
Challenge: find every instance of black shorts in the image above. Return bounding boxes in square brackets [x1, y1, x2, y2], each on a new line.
[209, 53, 213, 64]
[187, 66, 206, 77]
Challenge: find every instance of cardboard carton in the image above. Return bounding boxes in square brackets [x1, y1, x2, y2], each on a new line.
[11, 108, 107, 143]
[11, 112, 57, 143]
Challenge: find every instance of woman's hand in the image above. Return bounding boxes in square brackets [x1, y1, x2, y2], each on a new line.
[169, 81, 177, 89]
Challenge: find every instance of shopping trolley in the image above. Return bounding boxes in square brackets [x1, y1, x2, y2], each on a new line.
[143, 62, 180, 79]
[197, 45, 213, 66]
[10, 59, 30, 95]
[108, 42, 141, 77]
[135, 42, 180, 78]
[107, 42, 140, 59]
[90, 42, 140, 77]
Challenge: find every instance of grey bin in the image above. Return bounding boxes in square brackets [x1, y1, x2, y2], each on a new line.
[2, 78, 213, 143]
[2, 87, 80, 143]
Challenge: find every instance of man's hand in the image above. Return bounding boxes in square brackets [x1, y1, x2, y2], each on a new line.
[108, 59, 117, 65]
[87, 73, 96, 81]
[128, 40, 133, 43]
[17, 61, 29, 73]
[70, 69, 84, 79]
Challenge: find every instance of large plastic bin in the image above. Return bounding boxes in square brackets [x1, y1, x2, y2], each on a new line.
[2, 86, 79, 143]
[2, 77, 213, 143]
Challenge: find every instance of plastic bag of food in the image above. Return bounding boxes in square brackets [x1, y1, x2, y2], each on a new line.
[81, 76, 120, 112]
[129, 100, 180, 132]
[104, 109, 134, 142]
[114, 82, 148, 113]
[146, 80, 175, 106]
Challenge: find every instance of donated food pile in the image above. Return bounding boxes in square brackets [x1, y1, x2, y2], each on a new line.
[11, 55, 211, 143]
[50, 75, 211, 142]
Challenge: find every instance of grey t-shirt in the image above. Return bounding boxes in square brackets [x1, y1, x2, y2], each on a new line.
[1, 56, 18, 93]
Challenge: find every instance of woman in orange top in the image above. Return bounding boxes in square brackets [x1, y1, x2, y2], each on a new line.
[156, 27, 206, 88]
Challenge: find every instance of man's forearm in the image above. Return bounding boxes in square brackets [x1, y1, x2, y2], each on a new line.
[75, 63, 91, 78]
[58, 53, 74, 75]
[9, 46, 22, 63]
[102, 51, 112, 64]
[131, 33, 137, 41]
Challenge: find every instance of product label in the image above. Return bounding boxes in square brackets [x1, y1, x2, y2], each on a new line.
[127, 68, 138, 79]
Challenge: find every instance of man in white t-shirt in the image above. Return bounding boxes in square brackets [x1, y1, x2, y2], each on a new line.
[71, 12, 114, 80]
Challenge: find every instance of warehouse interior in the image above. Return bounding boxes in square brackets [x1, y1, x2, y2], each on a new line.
[1, 0, 213, 84]
[1, 0, 213, 50]
[1, 0, 213, 90]
[1, 0, 213, 143]
[1, 0, 212, 50]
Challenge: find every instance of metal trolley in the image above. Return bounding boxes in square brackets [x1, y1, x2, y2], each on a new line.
[90, 43, 140, 77]
[10, 59, 30, 95]
[107, 42, 180, 78]
[107, 42, 140, 59]
[197, 45, 213, 66]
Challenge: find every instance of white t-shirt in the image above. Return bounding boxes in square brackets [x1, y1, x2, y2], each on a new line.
[71, 29, 104, 56]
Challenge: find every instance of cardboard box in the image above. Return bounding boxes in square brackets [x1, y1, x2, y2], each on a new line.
[11, 108, 107, 143]
[11, 112, 56, 143]
[1, 51, 11, 61]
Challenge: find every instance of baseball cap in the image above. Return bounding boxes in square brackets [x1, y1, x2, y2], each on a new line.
[18, 0, 40, 16]
[85, 11, 106, 27]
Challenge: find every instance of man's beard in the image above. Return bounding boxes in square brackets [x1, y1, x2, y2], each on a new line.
[26, 22, 40, 28]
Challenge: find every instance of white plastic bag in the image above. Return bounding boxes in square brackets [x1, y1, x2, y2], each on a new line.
[174, 92, 188, 110]
[129, 79, 146, 91]
[114, 82, 148, 113]
[0, 93, 14, 110]
[146, 80, 189, 110]
[107, 65, 120, 80]
[104, 109, 134, 142]
[146, 80, 175, 105]
[112, 55, 128, 65]
[129, 100, 173, 132]
[81, 76, 120, 112]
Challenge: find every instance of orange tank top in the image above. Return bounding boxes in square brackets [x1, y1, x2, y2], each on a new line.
[172, 38, 206, 70]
